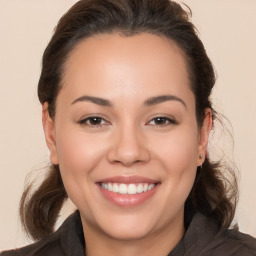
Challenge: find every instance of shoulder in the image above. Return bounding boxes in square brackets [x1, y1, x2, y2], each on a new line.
[182, 212, 256, 256]
[0, 239, 63, 256]
[208, 228, 256, 256]
[0, 211, 85, 256]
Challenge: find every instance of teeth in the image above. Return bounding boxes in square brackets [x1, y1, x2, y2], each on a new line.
[137, 184, 144, 193]
[128, 184, 136, 195]
[100, 183, 156, 194]
[113, 183, 119, 193]
[108, 183, 113, 192]
[148, 184, 155, 190]
[119, 184, 127, 194]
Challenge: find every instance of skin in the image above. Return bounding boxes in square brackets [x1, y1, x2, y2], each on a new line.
[43, 33, 212, 256]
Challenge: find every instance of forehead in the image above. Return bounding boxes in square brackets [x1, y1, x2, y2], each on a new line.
[60, 32, 193, 106]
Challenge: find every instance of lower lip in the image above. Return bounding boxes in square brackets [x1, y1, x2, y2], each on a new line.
[98, 184, 159, 207]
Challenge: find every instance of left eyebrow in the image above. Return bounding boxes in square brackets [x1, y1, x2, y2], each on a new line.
[144, 95, 187, 109]
[71, 95, 113, 107]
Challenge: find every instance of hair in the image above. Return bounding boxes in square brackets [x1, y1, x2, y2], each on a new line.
[20, 0, 238, 241]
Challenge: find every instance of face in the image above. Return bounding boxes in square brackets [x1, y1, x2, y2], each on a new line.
[43, 33, 211, 242]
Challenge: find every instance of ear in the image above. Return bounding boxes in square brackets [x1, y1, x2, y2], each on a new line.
[197, 108, 212, 166]
[42, 102, 59, 165]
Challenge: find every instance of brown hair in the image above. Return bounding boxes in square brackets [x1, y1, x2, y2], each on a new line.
[20, 0, 238, 241]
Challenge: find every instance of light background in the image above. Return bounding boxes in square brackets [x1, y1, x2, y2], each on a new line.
[0, 0, 255, 250]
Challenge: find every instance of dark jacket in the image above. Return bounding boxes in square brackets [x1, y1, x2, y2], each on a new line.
[2, 211, 256, 256]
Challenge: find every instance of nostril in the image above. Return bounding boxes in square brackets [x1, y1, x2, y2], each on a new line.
[107, 145, 150, 166]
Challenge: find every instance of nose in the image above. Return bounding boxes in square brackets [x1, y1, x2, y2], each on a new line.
[107, 124, 150, 167]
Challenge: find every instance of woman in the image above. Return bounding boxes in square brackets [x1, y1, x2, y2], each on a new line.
[2, 0, 256, 255]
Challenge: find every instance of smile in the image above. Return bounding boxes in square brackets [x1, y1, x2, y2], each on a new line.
[100, 182, 156, 195]
[97, 176, 160, 207]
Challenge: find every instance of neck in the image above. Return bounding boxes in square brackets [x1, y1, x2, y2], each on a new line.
[82, 213, 185, 256]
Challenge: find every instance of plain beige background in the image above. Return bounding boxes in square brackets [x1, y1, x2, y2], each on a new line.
[0, 0, 255, 251]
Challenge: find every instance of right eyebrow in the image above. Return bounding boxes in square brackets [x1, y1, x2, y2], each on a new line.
[71, 95, 113, 107]
[144, 94, 187, 109]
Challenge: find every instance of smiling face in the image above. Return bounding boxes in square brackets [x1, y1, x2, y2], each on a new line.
[43, 33, 211, 245]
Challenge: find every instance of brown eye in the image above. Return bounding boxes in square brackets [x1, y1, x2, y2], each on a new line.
[154, 117, 169, 125]
[79, 117, 108, 126]
[88, 117, 103, 125]
[147, 116, 176, 126]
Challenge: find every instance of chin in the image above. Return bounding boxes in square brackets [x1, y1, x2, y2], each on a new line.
[103, 223, 153, 241]
[94, 212, 158, 241]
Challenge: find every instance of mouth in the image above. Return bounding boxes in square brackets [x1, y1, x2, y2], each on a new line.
[96, 176, 160, 207]
[99, 182, 157, 195]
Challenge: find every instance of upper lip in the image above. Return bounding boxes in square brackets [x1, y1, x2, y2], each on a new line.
[97, 175, 160, 184]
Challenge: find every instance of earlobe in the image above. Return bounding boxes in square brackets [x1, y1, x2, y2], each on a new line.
[42, 102, 59, 165]
[197, 108, 212, 166]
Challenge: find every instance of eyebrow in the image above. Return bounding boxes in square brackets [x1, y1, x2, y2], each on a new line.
[71, 96, 112, 107]
[144, 95, 187, 109]
[71, 94, 187, 109]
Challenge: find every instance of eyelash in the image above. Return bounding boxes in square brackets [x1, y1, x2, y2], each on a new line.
[78, 115, 177, 127]
[78, 116, 110, 127]
[146, 116, 177, 126]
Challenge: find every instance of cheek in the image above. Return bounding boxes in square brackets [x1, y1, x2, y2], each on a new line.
[152, 125, 199, 169]
[55, 128, 108, 189]
[54, 128, 111, 211]
[151, 125, 199, 198]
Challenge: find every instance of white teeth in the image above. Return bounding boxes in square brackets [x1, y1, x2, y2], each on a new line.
[108, 183, 113, 192]
[137, 184, 144, 194]
[100, 182, 156, 194]
[128, 184, 137, 194]
[119, 184, 128, 194]
[148, 184, 155, 190]
[143, 183, 148, 192]
[113, 183, 119, 193]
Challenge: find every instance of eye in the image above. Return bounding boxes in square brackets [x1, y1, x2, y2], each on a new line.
[79, 116, 109, 126]
[147, 116, 176, 126]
